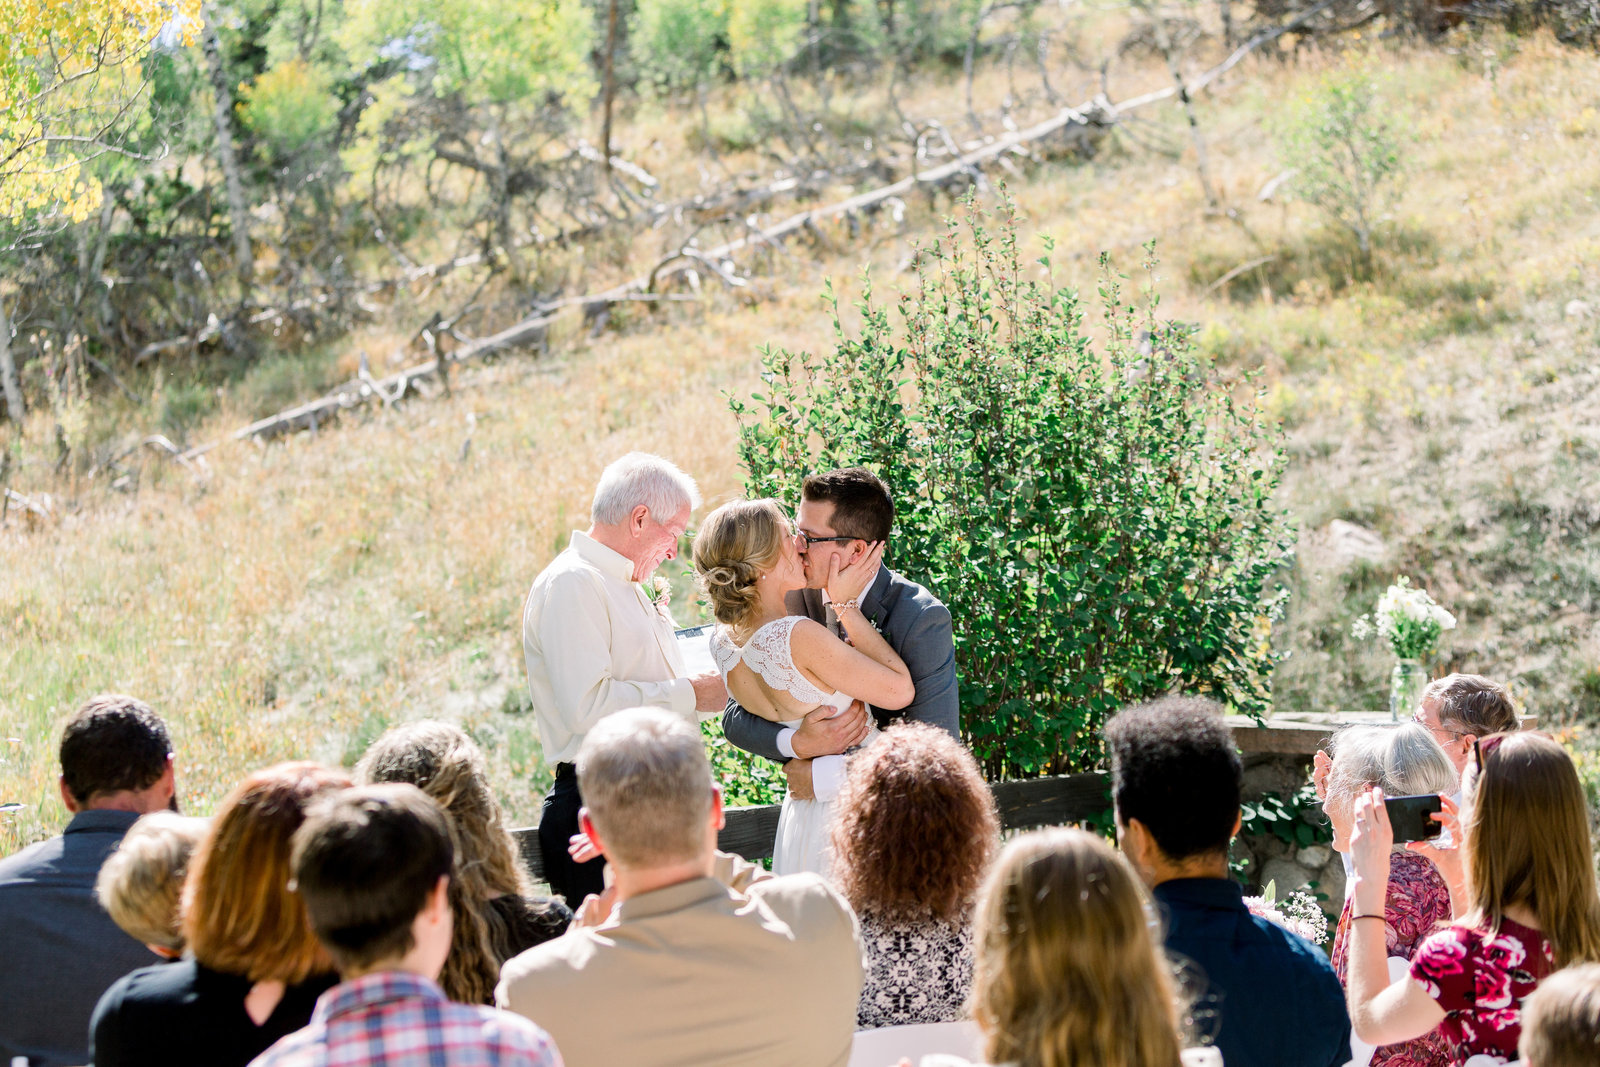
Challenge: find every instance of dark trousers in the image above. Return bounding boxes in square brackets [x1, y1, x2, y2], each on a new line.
[539, 763, 606, 907]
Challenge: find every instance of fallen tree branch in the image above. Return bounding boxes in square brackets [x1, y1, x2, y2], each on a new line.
[177, 18, 1322, 457]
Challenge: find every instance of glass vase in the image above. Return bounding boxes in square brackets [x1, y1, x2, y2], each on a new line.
[1389, 658, 1429, 722]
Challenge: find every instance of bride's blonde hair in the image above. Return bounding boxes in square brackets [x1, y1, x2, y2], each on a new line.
[692, 498, 790, 633]
[972, 828, 1187, 1067]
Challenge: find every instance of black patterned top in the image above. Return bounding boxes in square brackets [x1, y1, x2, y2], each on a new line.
[856, 914, 975, 1029]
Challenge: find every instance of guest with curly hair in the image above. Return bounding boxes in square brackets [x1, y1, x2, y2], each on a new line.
[830, 723, 998, 1029]
[357, 720, 570, 1005]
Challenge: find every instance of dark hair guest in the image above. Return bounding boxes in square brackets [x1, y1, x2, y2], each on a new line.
[830, 723, 999, 1029]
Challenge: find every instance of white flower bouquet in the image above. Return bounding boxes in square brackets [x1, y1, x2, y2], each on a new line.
[1244, 881, 1329, 945]
[1350, 576, 1456, 661]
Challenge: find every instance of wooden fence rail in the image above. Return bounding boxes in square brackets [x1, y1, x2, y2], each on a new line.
[510, 771, 1109, 883]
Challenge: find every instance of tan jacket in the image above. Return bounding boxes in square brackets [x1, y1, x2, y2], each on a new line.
[496, 872, 863, 1067]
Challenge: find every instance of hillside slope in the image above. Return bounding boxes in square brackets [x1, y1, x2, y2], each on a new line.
[3, 29, 1598, 848]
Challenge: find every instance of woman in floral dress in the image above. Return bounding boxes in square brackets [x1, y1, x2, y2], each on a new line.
[1323, 724, 1458, 1067]
[1344, 732, 1600, 1064]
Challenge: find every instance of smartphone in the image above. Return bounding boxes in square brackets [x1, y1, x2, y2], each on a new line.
[1384, 793, 1444, 844]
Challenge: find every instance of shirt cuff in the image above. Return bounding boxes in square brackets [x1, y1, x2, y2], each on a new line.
[668, 677, 696, 716]
[776, 727, 798, 760]
[812, 754, 846, 803]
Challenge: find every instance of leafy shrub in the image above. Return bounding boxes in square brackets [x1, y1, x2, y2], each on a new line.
[731, 196, 1294, 779]
[239, 59, 339, 162]
[1274, 72, 1403, 266]
[631, 0, 730, 92]
[727, 0, 808, 76]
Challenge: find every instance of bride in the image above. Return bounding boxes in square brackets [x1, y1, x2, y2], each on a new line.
[693, 498, 914, 876]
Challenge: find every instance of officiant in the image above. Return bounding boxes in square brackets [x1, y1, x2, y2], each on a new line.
[521, 452, 727, 905]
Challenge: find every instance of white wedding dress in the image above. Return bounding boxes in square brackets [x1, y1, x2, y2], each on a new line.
[711, 614, 878, 877]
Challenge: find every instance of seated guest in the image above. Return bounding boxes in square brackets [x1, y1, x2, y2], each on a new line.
[1321, 724, 1457, 1067]
[829, 723, 997, 1029]
[95, 812, 209, 957]
[0, 694, 175, 1067]
[90, 762, 350, 1067]
[249, 784, 561, 1067]
[1414, 673, 1519, 780]
[497, 708, 862, 1067]
[1106, 696, 1352, 1067]
[929, 827, 1205, 1067]
[1519, 962, 1600, 1067]
[357, 721, 571, 1004]
[1346, 732, 1600, 1063]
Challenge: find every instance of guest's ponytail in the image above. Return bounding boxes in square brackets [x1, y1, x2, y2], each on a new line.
[692, 499, 790, 633]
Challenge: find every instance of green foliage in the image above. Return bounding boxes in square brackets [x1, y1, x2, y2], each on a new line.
[731, 195, 1295, 779]
[1274, 71, 1403, 262]
[702, 720, 787, 806]
[631, 0, 729, 91]
[1241, 784, 1332, 850]
[338, 0, 595, 107]
[239, 59, 339, 160]
[727, 0, 808, 76]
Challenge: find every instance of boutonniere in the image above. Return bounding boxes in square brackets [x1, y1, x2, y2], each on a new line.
[643, 576, 672, 617]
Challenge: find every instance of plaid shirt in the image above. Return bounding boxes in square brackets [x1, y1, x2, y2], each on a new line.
[250, 971, 563, 1067]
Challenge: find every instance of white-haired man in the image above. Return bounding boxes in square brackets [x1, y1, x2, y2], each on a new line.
[522, 452, 727, 905]
[497, 708, 862, 1067]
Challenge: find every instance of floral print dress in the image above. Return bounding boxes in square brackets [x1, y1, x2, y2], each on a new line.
[1331, 850, 1454, 1067]
[1408, 915, 1555, 1063]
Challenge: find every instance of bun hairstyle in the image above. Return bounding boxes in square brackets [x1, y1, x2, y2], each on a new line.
[693, 498, 790, 632]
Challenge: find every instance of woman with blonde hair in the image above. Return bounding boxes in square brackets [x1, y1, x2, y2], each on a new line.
[945, 828, 1204, 1067]
[357, 719, 570, 1004]
[89, 762, 350, 1067]
[1346, 731, 1600, 1063]
[693, 497, 912, 875]
[94, 811, 209, 958]
[831, 723, 998, 1029]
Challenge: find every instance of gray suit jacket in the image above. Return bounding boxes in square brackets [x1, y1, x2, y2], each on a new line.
[721, 566, 959, 761]
[0, 809, 161, 1067]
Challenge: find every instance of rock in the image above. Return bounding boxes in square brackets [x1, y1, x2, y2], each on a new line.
[1296, 845, 1332, 870]
[1327, 519, 1386, 564]
[1565, 299, 1592, 321]
[1260, 858, 1314, 898]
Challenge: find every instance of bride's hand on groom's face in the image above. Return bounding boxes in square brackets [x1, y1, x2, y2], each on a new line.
[825, 541, 886, 603]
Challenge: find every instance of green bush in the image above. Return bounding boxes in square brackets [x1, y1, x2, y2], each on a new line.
[731, 196, 1295, 779]
[1274, 72, 1403, 266]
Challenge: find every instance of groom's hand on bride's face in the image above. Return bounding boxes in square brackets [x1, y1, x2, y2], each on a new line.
[791, 701, 870, 759]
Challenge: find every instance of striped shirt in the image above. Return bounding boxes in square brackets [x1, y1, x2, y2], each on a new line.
[250, 971, 562, 1067]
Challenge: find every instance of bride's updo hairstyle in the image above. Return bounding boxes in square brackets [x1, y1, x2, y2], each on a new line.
[693, 498, 790, 632]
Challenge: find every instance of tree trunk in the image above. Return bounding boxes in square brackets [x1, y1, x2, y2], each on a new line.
[599, 0, 620, 186]
[202, 6, 254, 301]
[1144, 1, 1218, 209]
[0, 293, 22, 423]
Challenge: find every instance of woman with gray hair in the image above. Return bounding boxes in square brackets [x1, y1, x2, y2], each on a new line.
[1321, 723, 1458, 1067]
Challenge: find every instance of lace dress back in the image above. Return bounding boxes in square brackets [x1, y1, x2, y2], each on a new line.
[710, 615, 847, 717]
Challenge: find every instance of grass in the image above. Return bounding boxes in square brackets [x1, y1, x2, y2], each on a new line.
[6, 21, 1600, 848]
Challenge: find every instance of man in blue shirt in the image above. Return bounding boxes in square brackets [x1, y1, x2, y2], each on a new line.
[1106, 696, 1352, 1067]
[0, 695, 175, 1067]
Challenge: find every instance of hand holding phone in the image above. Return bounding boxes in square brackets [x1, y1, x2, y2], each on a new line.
[1384, 793, 1444, 844]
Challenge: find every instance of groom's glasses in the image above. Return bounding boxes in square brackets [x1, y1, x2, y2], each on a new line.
[798, 533, 859, 547]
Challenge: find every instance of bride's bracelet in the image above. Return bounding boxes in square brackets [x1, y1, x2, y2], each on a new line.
[832, 598, 861, 615]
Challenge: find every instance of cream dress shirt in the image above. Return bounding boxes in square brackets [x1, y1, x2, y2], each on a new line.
[522, 530, 695, 765]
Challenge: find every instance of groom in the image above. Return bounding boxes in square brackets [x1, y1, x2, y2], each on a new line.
[722, 467, 959, 801]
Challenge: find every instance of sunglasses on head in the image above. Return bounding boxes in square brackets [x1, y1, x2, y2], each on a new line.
[1470, 733, 1508, 773]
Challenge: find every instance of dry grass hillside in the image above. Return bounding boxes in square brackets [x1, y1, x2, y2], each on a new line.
[4, 25, 1600, 850]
